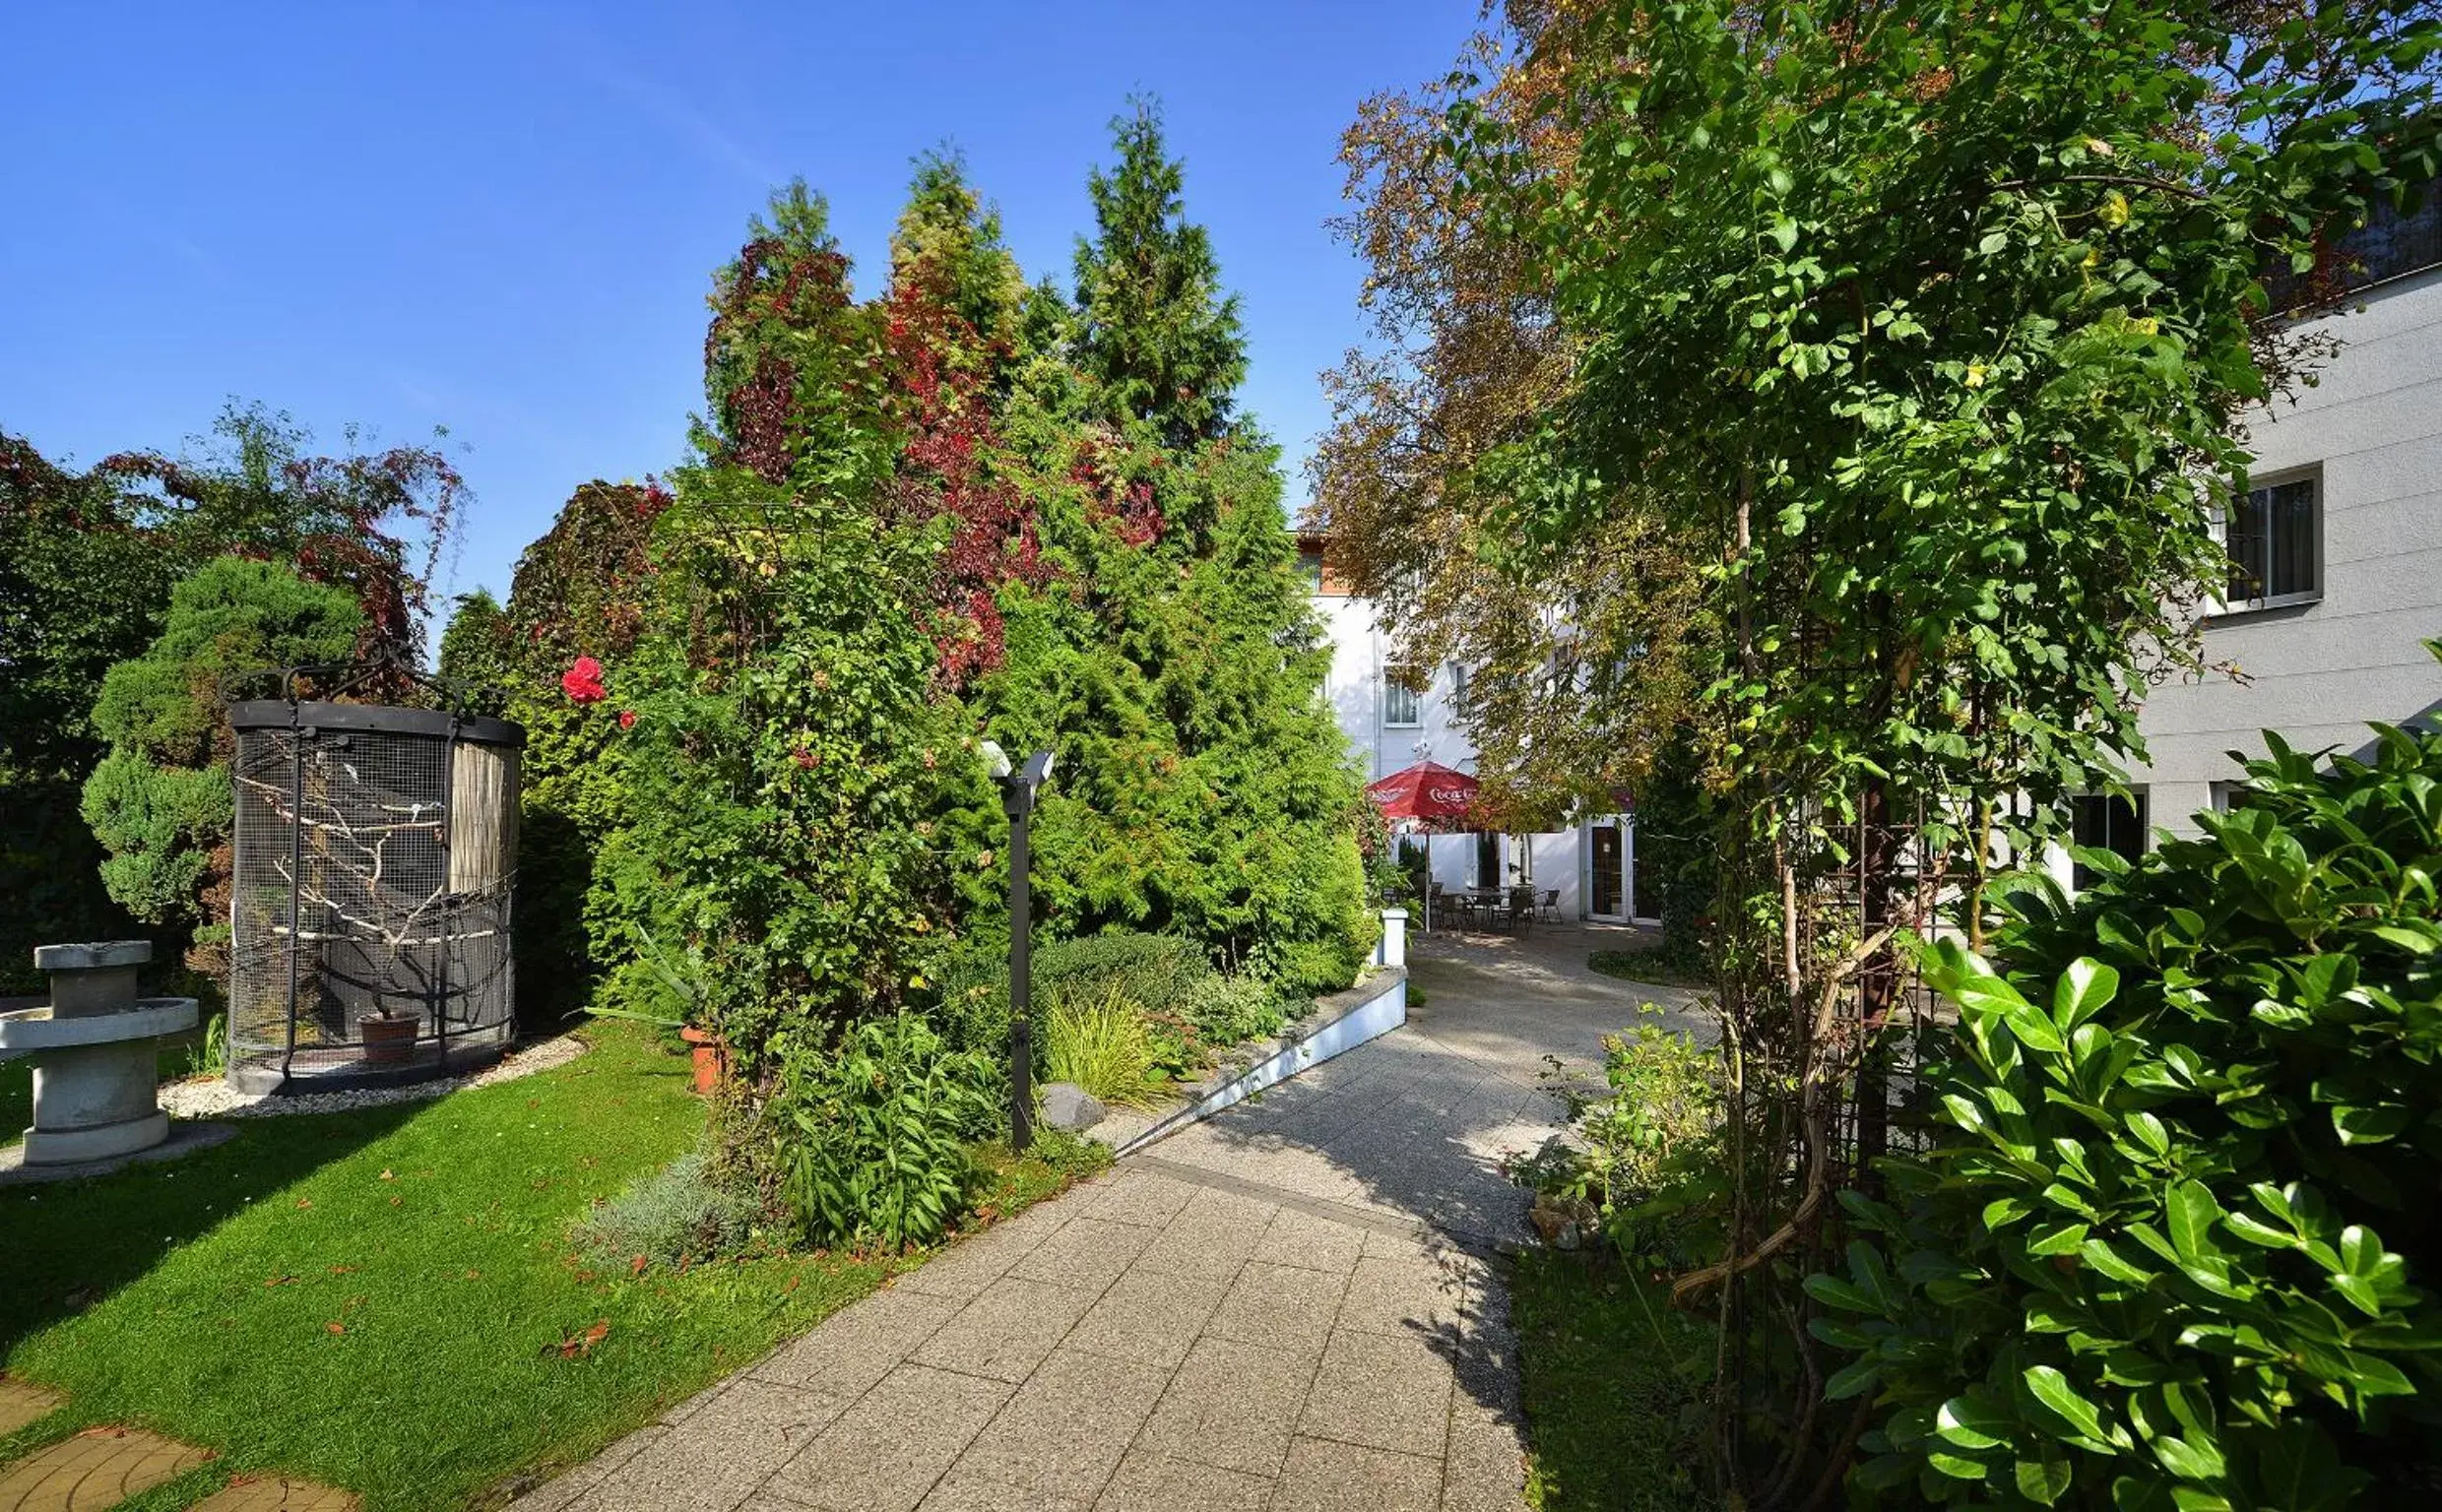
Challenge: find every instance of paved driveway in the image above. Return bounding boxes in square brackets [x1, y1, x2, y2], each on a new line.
[517, 926, 1690, 1512]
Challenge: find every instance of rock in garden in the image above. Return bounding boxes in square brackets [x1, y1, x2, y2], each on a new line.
[1040, 1082, 1106, 1131]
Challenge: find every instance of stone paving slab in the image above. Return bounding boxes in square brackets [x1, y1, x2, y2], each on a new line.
[503, 928, 1656, 1512]
[190, 1475, 361, 1511]
[0, 1380, 63, 1439]
[0, 1426, 211, 1511]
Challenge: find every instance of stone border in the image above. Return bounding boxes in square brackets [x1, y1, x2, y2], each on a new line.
[159, 1032, 588, 1121]
[1100, 967, 1408, 1159]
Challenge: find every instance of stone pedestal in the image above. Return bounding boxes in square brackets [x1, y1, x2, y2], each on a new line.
[0, 940, 197, 1165]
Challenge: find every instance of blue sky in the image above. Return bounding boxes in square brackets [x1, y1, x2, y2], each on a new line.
[1, 1, 1476, 610]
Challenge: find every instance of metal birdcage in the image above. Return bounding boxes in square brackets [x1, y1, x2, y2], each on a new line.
[226, 686, 523, 1094]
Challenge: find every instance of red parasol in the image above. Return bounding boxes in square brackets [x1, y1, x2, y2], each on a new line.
[1366, 761, 1481, 930]
[1366, 760, 1480, 828]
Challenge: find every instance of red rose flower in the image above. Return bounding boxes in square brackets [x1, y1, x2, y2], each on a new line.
[561, 657, 607, 704]
[617, 710, 637, 730]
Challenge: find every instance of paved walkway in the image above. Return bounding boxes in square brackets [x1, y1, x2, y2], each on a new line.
[516, 925, 1690, 1512]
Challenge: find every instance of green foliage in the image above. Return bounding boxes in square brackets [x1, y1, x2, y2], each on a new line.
[570, 1148, 762, 1273]
[1517, 1016, 1727, 1271]
[1428, 2, 2436, 1491]
[1815, 710, 2442, 1506]
[1179, 969, 1295, 1047]
[1073, 97, 1249, 447]
[772, 1015, 996, 1252]
[595, 491, 953, 1058]
[1042, 981, 1165, 1107]
[81, 557, 362, 976]
[1, 435, 177, 986]
[181, 1011, 229, 1082]
[434, 588, 516, 718]
[1036, 930, 1212, 1019]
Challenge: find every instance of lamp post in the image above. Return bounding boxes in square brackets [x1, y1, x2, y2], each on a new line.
[981, 741, 1057, 1152]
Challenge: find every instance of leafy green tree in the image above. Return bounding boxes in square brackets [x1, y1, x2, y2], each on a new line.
[433, 589, 515, 716]
[81, 557, 362, 979]
[1073, 99, 1250, 447]
[488, 479, 672, 1026]
[1339, 0, 2442, 1494]
[0, 435, 167, 987]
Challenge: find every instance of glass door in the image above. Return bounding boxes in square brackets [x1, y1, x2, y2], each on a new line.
[1589, 823, 1624, 920]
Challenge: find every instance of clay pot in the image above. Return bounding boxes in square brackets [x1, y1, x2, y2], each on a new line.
[359, 1012, 421, 1065]
[678, 1025, 729, 1095]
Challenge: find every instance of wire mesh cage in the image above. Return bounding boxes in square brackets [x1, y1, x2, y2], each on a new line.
[227, 697, 523, 1094]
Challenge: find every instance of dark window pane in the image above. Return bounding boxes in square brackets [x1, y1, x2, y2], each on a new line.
[2070, 791, 2145, 890]
[2225, 491, 2268, 601]
[2268, 479, 2317, 598]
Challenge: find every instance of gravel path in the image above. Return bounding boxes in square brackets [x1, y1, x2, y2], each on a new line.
[160, 1033, 589, 1120]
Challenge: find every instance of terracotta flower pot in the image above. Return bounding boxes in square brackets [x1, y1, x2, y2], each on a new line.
[678, 1025, 729, 1095]
[359, 1012, 421, 1065]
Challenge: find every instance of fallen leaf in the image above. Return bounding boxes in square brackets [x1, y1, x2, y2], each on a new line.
[389, 1196, 403, 1207]
[464, 1269, 482, 1280]
[783, 1274, 802, 1293]
[584, 1319, 610, 1348]
[379, 1169, 396, 1181]
[264, 1275, 297, 1288]
[329, 1265, 357, 1275]
[630, 1255, 647, 1277]
[325, 1322, 346, 1336]
[295, 1198, 313, 1210]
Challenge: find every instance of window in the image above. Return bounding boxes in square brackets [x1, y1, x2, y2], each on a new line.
[2211, 781, 2256, 815]
[1296, 550, 1325, 593]
[2223, 473, 2321, 609]
[1382, 667, 1423, 727]
[2070, 789, 2150, 891]
[1448, 662, 1471, 718]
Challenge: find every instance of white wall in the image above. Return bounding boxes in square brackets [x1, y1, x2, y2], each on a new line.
[1311, 588, 1478, 784]
[2130, 267, 2442, 837]
[1313, 566, 1610, 922]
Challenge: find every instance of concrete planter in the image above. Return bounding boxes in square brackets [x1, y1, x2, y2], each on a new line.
[0, 941, 197, 1166]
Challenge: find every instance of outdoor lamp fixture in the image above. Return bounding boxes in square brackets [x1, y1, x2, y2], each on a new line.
[980, 741, 1057, 1151]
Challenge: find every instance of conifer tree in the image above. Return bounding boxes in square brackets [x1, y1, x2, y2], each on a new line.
[1072, 100, 1250, 448]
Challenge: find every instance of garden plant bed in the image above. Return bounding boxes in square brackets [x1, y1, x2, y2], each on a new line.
[0, 1020, 1094, 1511]
[1511, 1250, 1716, 1512]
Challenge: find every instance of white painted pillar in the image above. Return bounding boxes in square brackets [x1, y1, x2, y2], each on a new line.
[1379, 909, 1409, 969]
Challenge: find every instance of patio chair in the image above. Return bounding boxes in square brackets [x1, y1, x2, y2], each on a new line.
[1427, 881, 1446, 930]
[1509, 885, 1537, 935]
[1539, 888, 1562, 922]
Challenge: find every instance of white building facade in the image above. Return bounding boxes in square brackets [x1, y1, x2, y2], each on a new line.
[2092, 192, 2442, 862]
[1298, 536, 1655, 924]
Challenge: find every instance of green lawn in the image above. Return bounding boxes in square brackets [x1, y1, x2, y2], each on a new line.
[1586, 949, 1712, 992]
[1512, 1251, 1718, 1512]
[0, 1021, 1090, 1510]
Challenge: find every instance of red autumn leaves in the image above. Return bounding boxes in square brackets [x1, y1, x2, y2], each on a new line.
[562, 656, 636, 729]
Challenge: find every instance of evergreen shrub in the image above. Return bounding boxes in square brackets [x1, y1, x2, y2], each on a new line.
[1815, 705, 2442, 1507]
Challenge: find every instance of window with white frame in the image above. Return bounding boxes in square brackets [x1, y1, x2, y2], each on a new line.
[2223, 472, 2322, 610]
[1382, 667, 1423, 727]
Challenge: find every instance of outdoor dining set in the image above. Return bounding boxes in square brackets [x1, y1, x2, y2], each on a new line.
[1424, 883, 1562, 934]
